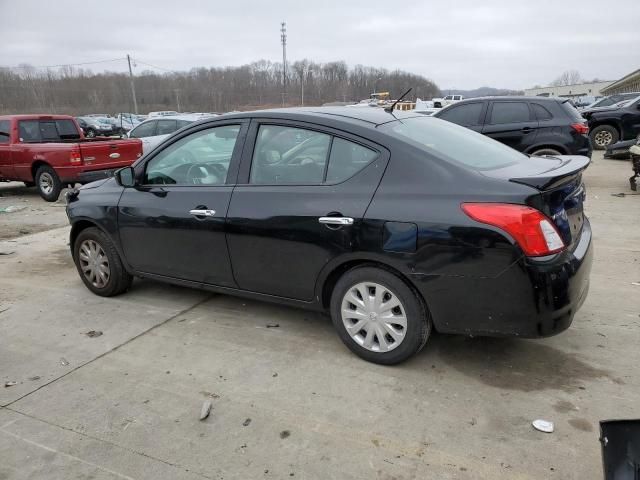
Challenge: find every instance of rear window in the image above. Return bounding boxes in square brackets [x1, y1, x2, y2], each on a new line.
[56, 120, 81, 139]
[381, 116, 527, 170]
[559, 100, 584, 122]
[489, 102, 531, 124]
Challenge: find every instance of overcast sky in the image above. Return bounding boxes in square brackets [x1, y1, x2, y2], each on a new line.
[1, 0, 638, 90]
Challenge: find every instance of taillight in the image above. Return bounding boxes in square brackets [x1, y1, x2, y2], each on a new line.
[461, 203, 565, 256]
[70, 147, 82, 164]
[571, 123, 589, 135]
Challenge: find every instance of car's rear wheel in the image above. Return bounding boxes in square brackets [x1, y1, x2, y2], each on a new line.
[330, 266, 431, 364]
[35, 165, 62, 202]
[530, 148, 562, 156]
[590, 125, 619, 150]
[85, 128, 96, 138]
[73, 227, 132, 297]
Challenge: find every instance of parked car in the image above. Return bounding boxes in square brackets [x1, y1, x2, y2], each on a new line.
[581, 95, 640, 149]
[584, 92, 640, 110]
[128, 114, 216, 153]
[114, 113, 142, 134]
[0, 115, 142, 201]
[76, 116, 115, 138]
[432, 94, 464, 108]
[574, 96, 601, 109]
[433, 96, 591, 157]
[148, 111, 179, 118]
[66, 107, 592, 364]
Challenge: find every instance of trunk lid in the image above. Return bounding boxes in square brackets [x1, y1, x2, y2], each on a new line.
[486, 155, 590, 249]
[78, 138, 142, 170]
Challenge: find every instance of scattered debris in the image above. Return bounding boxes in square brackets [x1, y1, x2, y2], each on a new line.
[28, 376, 41, 381]
[4, 381, 17, 388]
[18, 229, 30, 235]
[631, 282, 640, 286]
[266, 323, 280, 328]
[200, 400, 212, 421]
[0, 251, 15, 256]
[0, 205, 27, 214]
[469, 417, 477, 426]
[612, 192, 640, 197]
[60, 357, 69, 366]
[597, 332, 607, 337]
[243, 418, 252, 427]
[532, 419, 554, 433]
[272, 372, 278, 377]
[280, 430, 291, 439]
[84, 330, 103, 338]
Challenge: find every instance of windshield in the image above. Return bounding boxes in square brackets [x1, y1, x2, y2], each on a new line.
[380, 116, 527, 170]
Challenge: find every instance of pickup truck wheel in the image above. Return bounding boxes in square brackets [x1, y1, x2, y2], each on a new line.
[590, 125, 619, 150]
[73, 227, 132, 297]
[35, 165, 62, 202]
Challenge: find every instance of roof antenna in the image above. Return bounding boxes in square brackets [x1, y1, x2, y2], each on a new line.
[384, 88, 413, 113]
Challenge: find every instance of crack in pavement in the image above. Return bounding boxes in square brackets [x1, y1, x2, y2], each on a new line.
[1, 407, 214, 479]
[2, 294, 214, 408]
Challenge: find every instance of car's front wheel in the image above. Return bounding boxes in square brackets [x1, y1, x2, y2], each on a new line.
[330, 266, 431, 364]
[590, 125, 619, 150]
[73, 227, 132, 297]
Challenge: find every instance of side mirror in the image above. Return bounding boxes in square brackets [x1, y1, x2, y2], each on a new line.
[115, 166, 136, 187]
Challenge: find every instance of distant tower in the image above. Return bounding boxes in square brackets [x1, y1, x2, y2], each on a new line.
[281, 21, 287, 105]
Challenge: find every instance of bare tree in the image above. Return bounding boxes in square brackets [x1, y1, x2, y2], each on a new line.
[0, 59, 440, 115]
[550, 70, 583, 87]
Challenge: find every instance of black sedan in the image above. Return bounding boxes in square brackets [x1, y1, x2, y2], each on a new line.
[66, 107, 593, 364]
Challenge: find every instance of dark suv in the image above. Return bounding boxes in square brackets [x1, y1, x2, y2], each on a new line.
[433, 96, 591, 157]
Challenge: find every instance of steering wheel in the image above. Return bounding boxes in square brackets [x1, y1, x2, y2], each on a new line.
[185, 164, 208, 184]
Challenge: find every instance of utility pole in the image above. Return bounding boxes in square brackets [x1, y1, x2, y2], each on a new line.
[174, 89, 181, 112]
[280, 22, 287, 107]
[127, 54, 138, 114]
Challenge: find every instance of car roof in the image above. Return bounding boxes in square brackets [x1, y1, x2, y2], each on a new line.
[219, 106, 424, 127]
[0, 114, 76, 121]
[137, 114, 211, 124]
[452, 96, 565, 103]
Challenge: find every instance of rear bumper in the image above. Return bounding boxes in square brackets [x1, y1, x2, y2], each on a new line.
[414, 218, 593, 338]
[56, 162, 134, 183]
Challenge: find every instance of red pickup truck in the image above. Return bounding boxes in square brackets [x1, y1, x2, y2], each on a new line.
[0, 115, 142, 201]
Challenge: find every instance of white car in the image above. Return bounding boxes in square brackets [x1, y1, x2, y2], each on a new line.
[147, 111, 179, 118]
[127, 114, 217, 153]
[432, 94, 464, 108]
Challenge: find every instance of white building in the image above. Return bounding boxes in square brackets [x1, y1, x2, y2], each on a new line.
[524, 81, 613, 99]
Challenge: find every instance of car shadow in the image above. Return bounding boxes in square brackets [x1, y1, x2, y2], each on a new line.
[407, 332, 623, 393]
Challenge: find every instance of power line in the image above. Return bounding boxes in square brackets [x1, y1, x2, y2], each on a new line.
[132, 58, 179, 73]
[2, 57, 126, 70]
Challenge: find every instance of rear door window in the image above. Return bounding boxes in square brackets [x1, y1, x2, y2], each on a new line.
[489, 102, 531, 124]
[437, 103, 484, 126]
[0, 120, 10, 144]
[532, 103, 553, 121]
[130, 121, 156, 138]
[156, 120, 178, 135]
[326, 138, 378, 183]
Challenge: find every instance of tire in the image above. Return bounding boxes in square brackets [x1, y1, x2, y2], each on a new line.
[530, 148, 563, 157]
[330, 266, 431, 365]
[85, 128, 96, 138]
[590, 125, 619, 150]
[35, 165, 62, 202]
[73, 227, 132, 297]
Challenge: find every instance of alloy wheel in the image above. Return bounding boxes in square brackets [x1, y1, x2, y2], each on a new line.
[594, 130, 613, 147]
[341, 282, 407, 352]
[78, 239, 110, 288]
